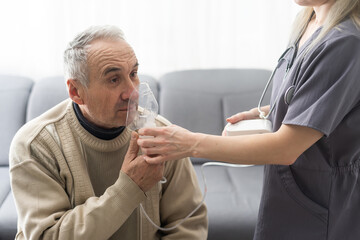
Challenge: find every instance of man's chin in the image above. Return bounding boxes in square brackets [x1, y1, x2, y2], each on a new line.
[112, 121, 126, 129]
[103, 117, 126, 129]
[114, 112, 127, 126]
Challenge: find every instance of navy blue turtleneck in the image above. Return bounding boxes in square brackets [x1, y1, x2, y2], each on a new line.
[73, 102, 125, 140]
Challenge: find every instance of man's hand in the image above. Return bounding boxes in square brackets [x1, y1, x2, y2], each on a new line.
[121, 132, 164, 192]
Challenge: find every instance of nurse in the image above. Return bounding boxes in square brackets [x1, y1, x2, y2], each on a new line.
[137, 0, 360, 239]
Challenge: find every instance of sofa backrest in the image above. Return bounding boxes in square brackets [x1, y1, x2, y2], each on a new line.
[26, 76, 69, 122]
[0, 76, 33, 167]
[158, 69, 272, 164]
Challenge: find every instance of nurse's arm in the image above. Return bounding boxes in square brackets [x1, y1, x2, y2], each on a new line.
[194, 124, 323, 165]
[138, 124, 323, 165]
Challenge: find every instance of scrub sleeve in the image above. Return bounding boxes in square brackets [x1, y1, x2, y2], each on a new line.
[254, 19, 360, 240]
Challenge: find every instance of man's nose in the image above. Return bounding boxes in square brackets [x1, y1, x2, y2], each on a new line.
[121, 78, 138, 100]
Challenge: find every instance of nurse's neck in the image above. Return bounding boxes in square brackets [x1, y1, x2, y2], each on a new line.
[299, 1, 335, 48]
[312, 0, 335, 27]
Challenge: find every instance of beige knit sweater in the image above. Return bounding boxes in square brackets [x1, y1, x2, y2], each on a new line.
[9, 99, 208, 240]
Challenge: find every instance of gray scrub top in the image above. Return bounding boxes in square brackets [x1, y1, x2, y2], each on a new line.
[254, 19, 360, 240]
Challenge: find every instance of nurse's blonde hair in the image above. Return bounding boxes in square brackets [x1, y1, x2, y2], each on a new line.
[289, 0, 360, 51]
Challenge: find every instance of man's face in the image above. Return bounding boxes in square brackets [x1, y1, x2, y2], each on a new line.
[78, 39, 139, 129]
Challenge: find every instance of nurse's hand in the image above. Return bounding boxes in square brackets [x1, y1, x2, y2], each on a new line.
[222, 107, 261, 136]
[137, 125, 200, 164]
[226, 108, 260, 123]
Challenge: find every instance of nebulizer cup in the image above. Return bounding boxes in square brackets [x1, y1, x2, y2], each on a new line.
[126, 82, 158, 132]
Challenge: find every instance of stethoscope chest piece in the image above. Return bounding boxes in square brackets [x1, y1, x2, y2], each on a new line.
[284, 85, 295, 105]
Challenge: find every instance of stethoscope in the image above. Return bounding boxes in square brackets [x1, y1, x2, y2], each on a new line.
[257, 43, 305, 119]
[257, 11, 314, 120]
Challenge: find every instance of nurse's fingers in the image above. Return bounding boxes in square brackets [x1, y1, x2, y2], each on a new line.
[137, 137, 162, 148]
[226, 109, 259, 124]
[226, 112, 249, 124]
[138, 126, 163, 137]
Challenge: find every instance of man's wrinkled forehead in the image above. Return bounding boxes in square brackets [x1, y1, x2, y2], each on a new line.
[87, 39, 137, 68]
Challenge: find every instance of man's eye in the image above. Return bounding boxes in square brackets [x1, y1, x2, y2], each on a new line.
[111, 78, 118, 83]
[130, 71, 138, 78]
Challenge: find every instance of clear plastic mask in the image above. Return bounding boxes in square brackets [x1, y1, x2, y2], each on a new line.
[126, 82, 158, 131]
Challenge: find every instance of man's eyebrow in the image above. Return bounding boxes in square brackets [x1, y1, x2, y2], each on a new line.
[103, 62, 138, 76]
[104, 67, 121, 76]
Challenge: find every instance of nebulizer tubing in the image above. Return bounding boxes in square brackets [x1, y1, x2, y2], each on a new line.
[141, 162, 253, 231]
[127, 82, 253, 231]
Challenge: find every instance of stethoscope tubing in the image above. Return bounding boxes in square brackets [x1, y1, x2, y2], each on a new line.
[257, 44, 305, 119]
[257, 11, 314, 120]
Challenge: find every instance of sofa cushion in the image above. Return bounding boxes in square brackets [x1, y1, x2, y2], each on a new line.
[0, 75, 33, 240]
[159, 69, 271, 131]
[0, 75, 33, 166]
[0, 191, 17, 240]
[222, 90, 271, 119]
[0, 167, 10, 206]
[194, 164, 264, 240]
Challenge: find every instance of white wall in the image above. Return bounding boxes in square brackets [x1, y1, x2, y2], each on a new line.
[0, 0, 301, 80]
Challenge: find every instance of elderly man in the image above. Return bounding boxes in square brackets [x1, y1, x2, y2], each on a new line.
[9, 25, 207, 240]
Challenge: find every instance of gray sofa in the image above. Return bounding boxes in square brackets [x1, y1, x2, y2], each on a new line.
[0, 68, 271, 240]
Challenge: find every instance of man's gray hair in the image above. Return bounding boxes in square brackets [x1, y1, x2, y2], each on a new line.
[64, 25, 125, 87]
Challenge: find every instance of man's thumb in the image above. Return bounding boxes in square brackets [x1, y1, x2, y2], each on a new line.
[126, 131, 140, 159]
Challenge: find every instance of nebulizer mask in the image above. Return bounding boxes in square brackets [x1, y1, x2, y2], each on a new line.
[126, 82, 158, 131]
[126, 83, 163, 182]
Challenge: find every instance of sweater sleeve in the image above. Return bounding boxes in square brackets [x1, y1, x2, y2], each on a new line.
[159, 157, 208, 239]
[10, 159, 146, 240]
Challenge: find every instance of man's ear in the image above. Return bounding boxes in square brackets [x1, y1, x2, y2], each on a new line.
[67, 79, 85, 105]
